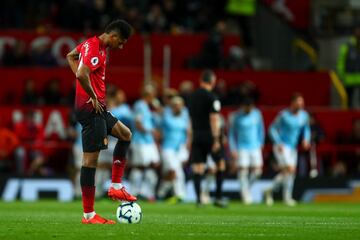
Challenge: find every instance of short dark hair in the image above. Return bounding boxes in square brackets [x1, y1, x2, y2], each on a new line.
[291, 92, 303, 102]
[201, 69, 215, 83]
[105, 19, 133, 40]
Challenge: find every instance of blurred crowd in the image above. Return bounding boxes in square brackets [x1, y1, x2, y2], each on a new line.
[0, 0, 228, 33]
[0, 82, 359, 185]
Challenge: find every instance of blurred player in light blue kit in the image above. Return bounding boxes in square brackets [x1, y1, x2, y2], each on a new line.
[129, 85, 160, 201]
[265, 93, 311, 206]
[158, 96, 191, 202]
[228, 98, 264, 204]
[96, 87, 133, 197]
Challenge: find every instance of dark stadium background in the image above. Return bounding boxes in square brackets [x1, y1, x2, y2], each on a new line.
[0, 0, 359, 204]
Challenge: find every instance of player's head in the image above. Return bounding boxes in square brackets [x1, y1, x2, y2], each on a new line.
[163, 88, 178, 106]
[200, 69, 216, 90]
[290, 92, 305, 112]
[105, 19, 133, 49]
[242, 98, 254, 113]
[170, 96, 184, 115]
[141, 84, 156, 102]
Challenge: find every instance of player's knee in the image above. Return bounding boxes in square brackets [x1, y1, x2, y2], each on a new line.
[82, 158, 97, 168]
[253, 168, 262, 177]
[168, 170, 176, 180]
[217, 160, 226, 172]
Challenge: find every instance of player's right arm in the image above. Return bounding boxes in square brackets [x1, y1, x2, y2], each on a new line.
[76, 63, 103, 114]
[66, 48, 80, 75]
[67, 47, 103, 113]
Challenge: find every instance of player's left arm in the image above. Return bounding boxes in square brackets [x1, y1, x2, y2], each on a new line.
[66, 48, 80, 75]
[210, 98, 221, 152]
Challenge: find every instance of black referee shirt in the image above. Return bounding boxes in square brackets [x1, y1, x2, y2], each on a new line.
[188, 87, 221, 143]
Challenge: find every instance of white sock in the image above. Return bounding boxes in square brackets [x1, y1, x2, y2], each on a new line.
[83, 211, 96, 220]
[271, 173, 285, 192]
[158, 181, 173, 198]
[283, 174, 295, 201]
[238, 169, 249, 201]
[141, 169, 158, 199]
[111, 182, 123, 190]
[129, 168, 143, 196]
[174, 168, 186, 199]
[203, 174, 215, 195]
[249, 169, 262, 187]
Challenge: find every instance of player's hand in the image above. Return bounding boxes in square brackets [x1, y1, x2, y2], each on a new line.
[212, 139, 221, 152]
[87, 97, 104, 114]
[277, 144, 284, 153]
[302, 141, 311, 150]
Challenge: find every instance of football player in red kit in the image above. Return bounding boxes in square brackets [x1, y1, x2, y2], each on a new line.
[67, 19, 136, 224]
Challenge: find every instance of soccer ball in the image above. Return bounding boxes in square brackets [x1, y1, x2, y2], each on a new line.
[116, 202, 142, 224]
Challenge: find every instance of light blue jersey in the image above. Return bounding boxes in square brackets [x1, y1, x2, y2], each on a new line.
[161, 107, 189, 151]
[110, 103, 134, 129]
[269, 109, 311, 149]
[228, 108, 265, 151]
[132, 100, 155, 144]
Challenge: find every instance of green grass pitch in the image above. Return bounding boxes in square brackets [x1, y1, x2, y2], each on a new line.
[0, 200, 359, 240]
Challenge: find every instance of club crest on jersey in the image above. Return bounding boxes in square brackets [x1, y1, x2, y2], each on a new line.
[91, 57, 99, 66]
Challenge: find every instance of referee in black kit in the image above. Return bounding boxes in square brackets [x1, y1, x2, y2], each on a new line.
[188, 70, 226, 207]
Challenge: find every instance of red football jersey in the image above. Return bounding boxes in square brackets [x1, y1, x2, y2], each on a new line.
[75, 36, 107, 112]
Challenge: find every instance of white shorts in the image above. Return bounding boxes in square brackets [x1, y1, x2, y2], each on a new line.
[237, 148, 263, 168]
[177, 145, 189, 163]
[161, 145, 188, 173]
[273, 145, 298, 168]
[131, 143, 160, 167]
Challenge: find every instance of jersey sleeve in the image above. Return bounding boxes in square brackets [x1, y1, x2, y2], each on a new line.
[79, 41, 101, 72]
[210, 95, 221, 113]
[302, 112, 311, 143]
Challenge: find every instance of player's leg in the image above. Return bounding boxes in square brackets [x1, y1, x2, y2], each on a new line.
[282, 148, 298, 206]
[264, 145, 287, 206]
[202, 155, 215, 204]
[81, 151, 99, 219]
[249, 148, 263, 187]
[173, 144, 189, 201]
[158, 149, 176, 199]
[191, 142, 207, 206]
[173, 159, 186, 201]
[212, 145, 226, 206]
[106, 115, 136, 201]
[79, 112, 115, 224]
[238, 149, 251, 204]
[141, 145, 160, 201]
[129, 143, 144, 197]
